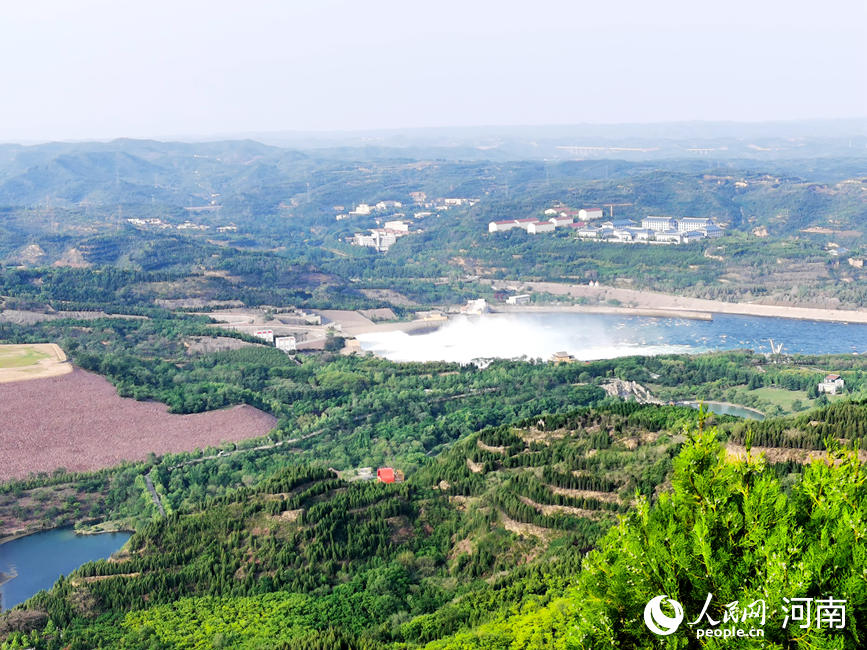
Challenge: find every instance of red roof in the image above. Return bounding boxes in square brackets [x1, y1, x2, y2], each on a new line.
[377, 467, 395, 483]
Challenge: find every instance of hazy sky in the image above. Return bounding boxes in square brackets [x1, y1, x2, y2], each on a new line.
[1, 0, 864, 142]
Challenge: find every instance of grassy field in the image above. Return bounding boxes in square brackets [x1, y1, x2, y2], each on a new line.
[0, 343, 71, 383]
[750, 387, 811, 411]
[0, 345, 49, 368]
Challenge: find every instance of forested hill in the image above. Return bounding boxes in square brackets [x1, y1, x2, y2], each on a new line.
[1, 401, 865, 648]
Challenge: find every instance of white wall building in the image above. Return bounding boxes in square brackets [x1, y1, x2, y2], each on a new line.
[579, 208, 604, 220]
[253, 329, 274, 343]
[275, 336, 297, 352]
[527, 221, 555, 234]
[350, 203, 372, 216]
[548, 215, 574, 227]
[506, 294, 531, 305]
[489, 219, 536, 232]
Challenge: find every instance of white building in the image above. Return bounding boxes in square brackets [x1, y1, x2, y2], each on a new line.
[818, 374, 845, 394]
[700, 223, 724, 239]
[576, 226, 602, 238]
[275, 336, 297, 352]
[677, 217, 712, 232]
[253, 329, 274, 343]
[489, 219, 536, 233]
[350, 203, 372, 216]
[527, 221, 555, 234]
[352, 229, 399, 252]
[601, 219, 635, 229]
[655, 230, 686, 244]
[506, 294, 531, 305]
[579, 208, 604, 220]
[383, 220, 409, 232]
[375, 200, 403, 211]
[612, 228, 636, 242]
[642, 216, 675, 232]
[548, 215, 574, 227]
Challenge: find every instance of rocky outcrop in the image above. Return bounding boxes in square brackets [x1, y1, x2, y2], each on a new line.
[600, 379, 662, 404]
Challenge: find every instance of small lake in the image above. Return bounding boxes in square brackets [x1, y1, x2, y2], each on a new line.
[358, 312, 867, 363]
[0, 528, 131, 610]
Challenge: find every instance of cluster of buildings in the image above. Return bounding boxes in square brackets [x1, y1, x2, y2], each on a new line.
[488, 206, 724, 245]
[337, 195, 478, 222]
[576, 216, 723, 244]
[351, 219, 412, 252]
[344, 194, 476, 253]
[126, 217, 237, 233]
[488, 207, 604, 234]
[250, 328, 298, 352]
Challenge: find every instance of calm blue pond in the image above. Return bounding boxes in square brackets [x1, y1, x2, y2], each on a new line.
[359, 312, 867, 363]
[0, 529, 130, 610]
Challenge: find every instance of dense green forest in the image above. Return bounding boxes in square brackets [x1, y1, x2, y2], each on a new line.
[2, 139, 867, 648]
[1, 402, 864, 648]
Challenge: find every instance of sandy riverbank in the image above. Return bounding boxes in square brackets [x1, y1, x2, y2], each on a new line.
[491, 281, 867, 324]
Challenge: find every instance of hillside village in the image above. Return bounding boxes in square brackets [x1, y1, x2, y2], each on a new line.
[489, 205, 725, 244]
[345, 194, 477, 252]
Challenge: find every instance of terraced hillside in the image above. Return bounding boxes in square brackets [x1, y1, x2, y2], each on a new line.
[3, 400, 867, 648]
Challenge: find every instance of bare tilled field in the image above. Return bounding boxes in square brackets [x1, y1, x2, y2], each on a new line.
[0, 369, 278, 480]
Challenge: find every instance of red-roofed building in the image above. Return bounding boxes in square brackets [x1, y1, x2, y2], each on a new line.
[377, 467, 395, 483]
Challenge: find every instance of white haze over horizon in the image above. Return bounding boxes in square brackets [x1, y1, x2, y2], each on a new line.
[357, 314, 697, 363]
[0, 0, 864, 141]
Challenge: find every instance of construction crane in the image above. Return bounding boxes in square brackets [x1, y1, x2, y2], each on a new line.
[603, 202, 634, 218]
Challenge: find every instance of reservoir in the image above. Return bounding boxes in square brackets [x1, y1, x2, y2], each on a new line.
[358, 312, 867, 363]
[0, 529, 131, 610]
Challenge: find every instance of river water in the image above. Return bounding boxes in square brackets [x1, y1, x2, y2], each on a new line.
[0, 528, 131, 610]
[358, 312, 867, 363]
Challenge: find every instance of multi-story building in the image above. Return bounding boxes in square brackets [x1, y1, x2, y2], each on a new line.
[677, 217, 712, 232]
[641, 216, 675, 232]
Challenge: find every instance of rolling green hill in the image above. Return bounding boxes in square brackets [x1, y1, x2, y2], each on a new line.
[2, 400, 865, 648]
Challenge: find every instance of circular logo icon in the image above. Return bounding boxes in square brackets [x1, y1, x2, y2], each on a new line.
[644, 595, 684, 636]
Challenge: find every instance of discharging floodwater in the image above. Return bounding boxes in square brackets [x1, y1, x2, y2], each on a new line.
[358, 312, 867, 363]
[0, 528, 131, 610]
